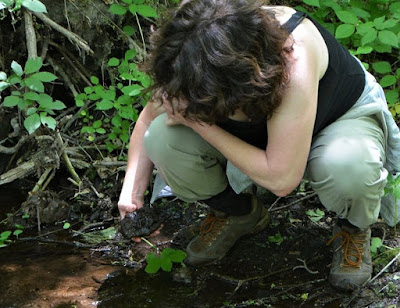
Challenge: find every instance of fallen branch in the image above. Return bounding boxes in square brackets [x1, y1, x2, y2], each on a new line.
[269, 192, 318, 212]
[0, 135, 29, 154]
[32, 12, 93, 55]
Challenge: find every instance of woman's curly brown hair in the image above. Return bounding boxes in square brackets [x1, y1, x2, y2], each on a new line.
[145, 0, 291, 124]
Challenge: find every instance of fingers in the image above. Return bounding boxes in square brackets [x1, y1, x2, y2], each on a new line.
[118, 203, 137, 219]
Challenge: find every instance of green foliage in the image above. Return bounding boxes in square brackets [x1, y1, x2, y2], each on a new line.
[145, 247, 187, 274]
[299, 0, 400, 119]
[0, 0, 47, 13]
[109, 0, 158, 37]
[0, 57, 66, 134]
[384, 173, 400, 232]
[75, 49, 152, 152]
[0, 222, 24, 247]
[306, 208, 325, 222]
[268, 232, 284, 246]
[371, 236, 384, 259]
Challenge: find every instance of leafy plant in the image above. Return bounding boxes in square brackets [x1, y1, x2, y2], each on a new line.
[0, 224, 24, 247]
[306, 208, 325, 222]
[384, 173, 400, 232]
[0, 0, 47, 13]
[0, 57, 66, 134]
[300, 0, 400, 119]
[268, 232, 284, 246]
[371, 236, 384, 258]
[75, 49, 152, 152]
[145, 247, 187, 274]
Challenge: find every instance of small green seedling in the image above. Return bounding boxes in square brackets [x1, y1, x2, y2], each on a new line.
[371, 237, 383, 258]
[306, 209, 325, 222]
[268, 232, 284, 246]
[145, 247, 187, 274]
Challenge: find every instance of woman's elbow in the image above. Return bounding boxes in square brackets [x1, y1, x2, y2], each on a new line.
[264, 175, 302, 197]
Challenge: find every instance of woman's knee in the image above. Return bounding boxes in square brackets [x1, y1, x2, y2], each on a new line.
[308, 136, 385, 197]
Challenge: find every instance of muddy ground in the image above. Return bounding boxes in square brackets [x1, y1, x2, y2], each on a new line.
[1, 184, 399, 308]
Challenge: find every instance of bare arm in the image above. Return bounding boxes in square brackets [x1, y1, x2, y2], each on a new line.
[118, 101, 165, 218]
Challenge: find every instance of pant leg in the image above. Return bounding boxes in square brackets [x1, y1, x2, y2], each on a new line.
[307, 115, 387, 229]
[144, 113, 228, 202]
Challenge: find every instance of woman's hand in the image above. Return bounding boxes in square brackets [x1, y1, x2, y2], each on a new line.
[162, 92, 192, 127]
[118, 194, 162, 242]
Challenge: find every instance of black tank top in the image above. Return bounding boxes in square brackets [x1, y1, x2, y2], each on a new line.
[218, 10, 365, 149]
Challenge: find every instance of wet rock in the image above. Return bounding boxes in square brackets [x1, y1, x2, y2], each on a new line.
[120, 207, 161, 238]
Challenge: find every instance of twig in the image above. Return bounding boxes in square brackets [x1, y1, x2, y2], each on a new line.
[56, 131, 82, 185]
[24, 10, 37, 58]
[47, 56, 79, 97]
[293, 258, 319, 274]
[270, 192, 317, 212]
[19, 236, 97, 248]
[0, 136, 29, 154]
[268, 197, 281, 211]
[369, 250, 400, 284]
[32, 11, 93, 54]
[36, 203, 41, 234]
[30, 167, 53, 194]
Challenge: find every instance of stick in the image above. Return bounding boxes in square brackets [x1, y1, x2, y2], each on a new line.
[270, 192, 317, 212]
[24, 10, 38, 58]
[56, 131, 82, 185]
[32, 12, 93, 54]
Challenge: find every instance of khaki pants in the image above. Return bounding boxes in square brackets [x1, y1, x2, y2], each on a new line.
[144, 112, 387, 229]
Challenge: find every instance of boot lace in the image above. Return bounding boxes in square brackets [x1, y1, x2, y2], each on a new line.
[199, 213, 227, 246]
[327, 230, 366, 268]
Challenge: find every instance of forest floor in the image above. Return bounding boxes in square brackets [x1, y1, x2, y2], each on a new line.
[1, 186, 399, 308]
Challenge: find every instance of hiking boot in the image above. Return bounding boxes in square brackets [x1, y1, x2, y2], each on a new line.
[185, 195, 270, 266]
[327, 223, 372, 291]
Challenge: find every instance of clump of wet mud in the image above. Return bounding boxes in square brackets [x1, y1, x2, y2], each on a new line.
[119, 207, 161, 238]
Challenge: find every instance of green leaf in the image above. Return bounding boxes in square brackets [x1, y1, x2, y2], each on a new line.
[21, 0, 47, 13]
[63, 222, 71, 229]
[13, 229, 23, 237]
[109, 3, 127, 15]
[3, 96, 21, 107]
[96, 128, 106, 134]
[123, 25, 135, 36]
[108, 57, 120, 67]
[380, 75, 397, 88]
[381, 19, 398, 30]
[135, 5, 157, 18]
[11, 61, 23, 77]
[0, 231, 11, 240]
[32, 72, 57, 82]
[303, 0, 319, 7]
[111, 115, 122, 127]
[96, 99, 114, 110]
[24, 57, 43, 74]
[52, 100, 66, 110]
[25, 76, 44, 92]
[23, 92, 40, 101]
[125, 49, 136, 61]
[40, 112, 57, 130]
[371, 237, 382, 254]
[145, 253, 161, 274]
[361, 28, 377, 45]
[372, 61, 392, 74]
[91, 76, 99, 85]
[26, 107, 37, 116]
[373, 16, 386, 30]
[121, 0, 133, 3]
[76, 99, 85, 107]
[160, 255, 173, 272]
[121, 84, 143, 96]
[335, 11, 358, 25]
[24, 113, 41, 134]
[385, 90, 399, 105]
[118, 105, 135, 119]
[355, 46, 373, 55]
[0, 81, 10, 91]
[378, 30, 399, 48]
[93, 120, 102, 129]
[169, 250, 187, 263]
[0, 71, 7, 80]
[335, 24, 355, 39]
